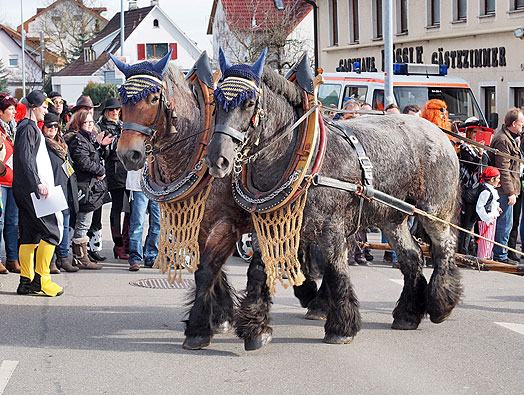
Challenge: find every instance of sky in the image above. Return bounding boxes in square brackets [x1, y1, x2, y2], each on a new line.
[0, 0, 215, 54]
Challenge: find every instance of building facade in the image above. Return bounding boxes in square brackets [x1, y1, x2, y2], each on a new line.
[317, 0, 524, 119]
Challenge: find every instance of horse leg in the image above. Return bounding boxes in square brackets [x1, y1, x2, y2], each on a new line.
[419, 217, 463, 323]
[304, 266, 331, 320]
[183, 220, 238, 350]
[319, 222, 361, 344]
[235, 233, 273, 351]
[382, 222, 427, 330]
[293, 243, 318, 309]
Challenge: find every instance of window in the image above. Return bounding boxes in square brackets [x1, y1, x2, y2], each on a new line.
[318, 83, 342, 107]
[398, 0, 408, 33]
[104, 70, 123, 85]
[146, 43, 168, 58]
[83, 48, 95, 62]
[374, 0, 383, 39]
[343, 85, 368, 102]
[514, 88, 524, 110]
[428, 0, 440, 26]
[514, 0, 524, 10]
[481, 0, 495, 15]
[8, 54, 18, 67]
[153, 19, 159, 28]
[328, 0, 339, 45]
[348, 0, 359, 43]
[454, 0, 467, 21]
[483, 87, 495, 119]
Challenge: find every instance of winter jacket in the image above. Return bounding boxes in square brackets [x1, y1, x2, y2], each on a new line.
[490, 125, 521, 197]
[46, 140, 79, 214]
[67, 129, 108, 212]
[98, 117, 127, 189]
[0, 122, 15, 186]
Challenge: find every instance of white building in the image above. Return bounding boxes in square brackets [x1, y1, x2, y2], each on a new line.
[0, 25, 44, 97]
[52, 1, 202, 103]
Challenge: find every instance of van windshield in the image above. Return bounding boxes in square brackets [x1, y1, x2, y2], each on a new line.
[318, 83, 342, 107]
[394, 86, 485, 124]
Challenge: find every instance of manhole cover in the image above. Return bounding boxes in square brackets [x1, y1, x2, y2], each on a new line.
[129, 278, 195, 289]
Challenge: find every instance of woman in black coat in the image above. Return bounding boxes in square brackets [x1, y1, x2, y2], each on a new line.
[66, 109, 112, 270]
[42, 112, 79, 273]
[97, 98, 130, 260]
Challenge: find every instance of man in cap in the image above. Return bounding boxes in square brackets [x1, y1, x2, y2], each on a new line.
[12, 90, 63, 296]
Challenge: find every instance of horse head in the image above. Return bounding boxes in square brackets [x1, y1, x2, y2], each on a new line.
[111, 50, 173, 170]
[205, 47, 267, 178]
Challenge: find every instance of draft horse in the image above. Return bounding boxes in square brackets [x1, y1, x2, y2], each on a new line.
[205, 49, 463, 348]
[112, 51, 327, 350]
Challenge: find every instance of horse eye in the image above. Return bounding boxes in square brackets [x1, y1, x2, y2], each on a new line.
[245, 99, 256, 108]
[151, 96, 159, 104]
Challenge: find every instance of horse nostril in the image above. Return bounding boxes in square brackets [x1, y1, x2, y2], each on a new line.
[127, 150, 143, 164]
[216, 156, 229, 170]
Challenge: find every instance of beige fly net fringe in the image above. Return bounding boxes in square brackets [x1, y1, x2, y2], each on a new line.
[155, 182, 213, 283]
[251, 190, 309, 294]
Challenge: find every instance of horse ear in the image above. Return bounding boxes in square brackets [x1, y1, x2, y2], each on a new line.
[109, 53, 131, 76]
[153, 48, 173, 76]
[251, 47, 267, 81]
[219, 47, 231, 75]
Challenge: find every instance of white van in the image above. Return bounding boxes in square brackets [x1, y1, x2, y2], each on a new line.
[319, 63, 497, 128]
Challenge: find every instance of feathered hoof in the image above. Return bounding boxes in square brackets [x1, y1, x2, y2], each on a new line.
[391, 319, 419, 330]
[429, 311, 452, 324]
[183, 335, 212, 350]
[244, 332, 272, 351]
[305, 308, 327, 321]
[323, 334, 354, 344]
[214, 320, 233, 334]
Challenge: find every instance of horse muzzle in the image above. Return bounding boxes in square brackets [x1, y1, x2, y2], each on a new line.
[205, 133, 236, 178]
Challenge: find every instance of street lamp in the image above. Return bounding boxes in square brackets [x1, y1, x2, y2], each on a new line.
[514, 28, 524, 39]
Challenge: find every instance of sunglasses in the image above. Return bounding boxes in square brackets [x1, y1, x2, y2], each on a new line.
[52, 99, 64, 104]
[440, 107, 447, 113]
[45, 123, 59, 129]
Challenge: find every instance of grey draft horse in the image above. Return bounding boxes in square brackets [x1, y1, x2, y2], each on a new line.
[204, 49, 463, 349]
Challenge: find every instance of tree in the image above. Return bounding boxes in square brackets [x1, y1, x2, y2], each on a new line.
[218, 0, 313, 74]
[0, 59, 8, 93]
[82, 82, 118, 106]
[33, 0, 105, 64]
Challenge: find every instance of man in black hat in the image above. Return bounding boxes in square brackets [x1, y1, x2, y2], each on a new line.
[12, 90, 64, 296]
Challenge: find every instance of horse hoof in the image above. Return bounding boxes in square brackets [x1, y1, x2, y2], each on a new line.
[305, 309, 327, 321]
[214, 321, 233, 334]
[391, 319, 419, 330]
[323, 334, 353, 344]
[244, 332, 272, 351]
[183, 335, 212, 350]
[430, 312, 452, 324]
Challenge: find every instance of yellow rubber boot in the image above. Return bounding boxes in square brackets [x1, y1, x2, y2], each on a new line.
[32, 240, 63, 297]
[19, 244, 36, 280]
[17, 244, 36, 295]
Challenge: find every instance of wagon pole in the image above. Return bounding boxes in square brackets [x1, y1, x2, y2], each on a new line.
[362, 242, 524, 276]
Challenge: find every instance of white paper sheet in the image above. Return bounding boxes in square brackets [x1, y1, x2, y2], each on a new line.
[30, 185, 68, 218]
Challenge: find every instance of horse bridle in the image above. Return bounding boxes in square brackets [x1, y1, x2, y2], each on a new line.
[122, 87, 172, 154]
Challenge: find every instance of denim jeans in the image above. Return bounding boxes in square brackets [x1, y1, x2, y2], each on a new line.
[56, 210, 70, 258]
[73, 211, 93, 240]
[381, 233, 397, 262]
[128, 191, 160, 265]
[0, 186, 19, 261]
[493, 193, 513, 261]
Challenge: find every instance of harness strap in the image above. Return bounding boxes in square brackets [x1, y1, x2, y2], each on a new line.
[215, 123, 246, 143]
[328, 121, 374, 188]
[122, 121, 155, 137]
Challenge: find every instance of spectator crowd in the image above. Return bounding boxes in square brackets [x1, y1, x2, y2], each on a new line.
[0, 90, 160, 297]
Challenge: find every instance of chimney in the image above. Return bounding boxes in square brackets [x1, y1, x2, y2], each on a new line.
[129, 0, 138, 10]
[151, 0, 159, 5]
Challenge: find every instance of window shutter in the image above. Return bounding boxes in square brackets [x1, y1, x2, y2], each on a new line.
[137, 43, 145, 60]
[169, 43, 177, 60]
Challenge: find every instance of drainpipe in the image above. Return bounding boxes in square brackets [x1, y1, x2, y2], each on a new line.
[303, 0, 318, 74]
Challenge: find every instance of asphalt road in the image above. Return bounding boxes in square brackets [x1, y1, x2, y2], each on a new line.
[1, 240, 524, 395]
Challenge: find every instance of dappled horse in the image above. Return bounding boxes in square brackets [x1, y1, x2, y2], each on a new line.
[111, 51, 327, 350]
[205, 49, 463, 349]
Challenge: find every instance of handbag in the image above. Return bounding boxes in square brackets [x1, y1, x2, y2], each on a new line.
[77, 178, 96, 206]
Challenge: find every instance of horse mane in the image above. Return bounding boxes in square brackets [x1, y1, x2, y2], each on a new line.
[261, 69, 302, 107]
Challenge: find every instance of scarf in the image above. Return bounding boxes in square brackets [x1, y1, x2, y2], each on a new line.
[0, 118, 16, 143]
[45, 135, 68, 161]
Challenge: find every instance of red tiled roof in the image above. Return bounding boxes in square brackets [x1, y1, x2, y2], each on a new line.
[57, 6, 154, 76]
[208, 0, 312, 34]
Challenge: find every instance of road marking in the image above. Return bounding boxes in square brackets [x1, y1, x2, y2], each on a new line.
[0, 360, 18, 395]
[495, 322, 524, 336]
[390, 279, 403, 286]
